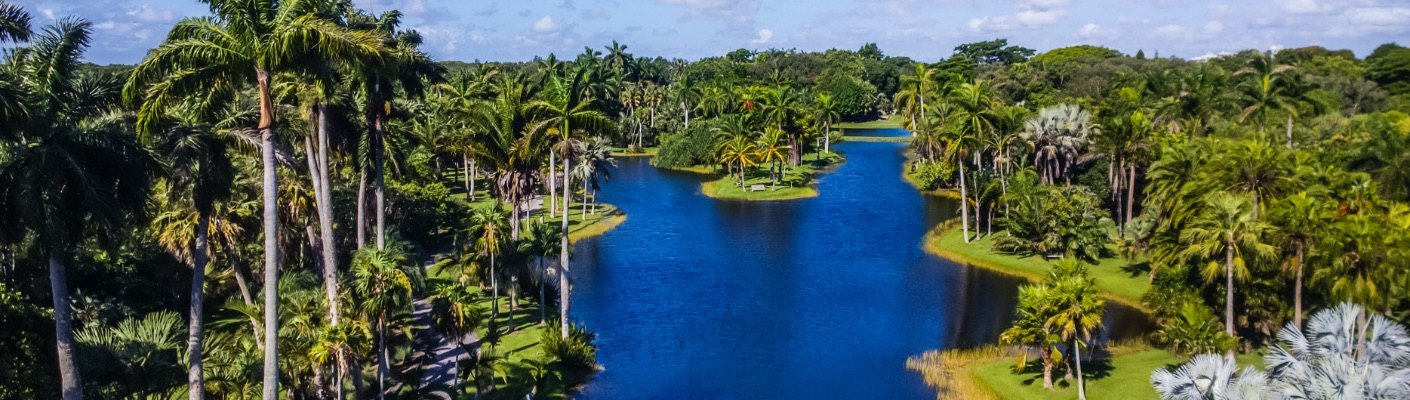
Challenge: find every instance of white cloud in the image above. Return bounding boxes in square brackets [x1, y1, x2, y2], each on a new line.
[1278, 0, 1324, 14]
[750, 28, 773, 44]
[659, 0, 762, 25]
[532, 16, 561, 33]
[1203, 21, 1224, 34]
[126, 6, 176, 23]
[654, 27, 677, 36]
[1020, 0, 1070, 8]
[967, 8, 1066, 33]
[1077, 23, 1115, 40]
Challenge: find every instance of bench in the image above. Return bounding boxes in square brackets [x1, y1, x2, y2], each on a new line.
[750, 184, 767, 192]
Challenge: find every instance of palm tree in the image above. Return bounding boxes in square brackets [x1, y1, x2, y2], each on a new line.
[525, 68, 614, 338]
[0, 0, 30, 43]
[1179, 191, 1277, 342]
[1269, 191, 1326, 327]
[755, 129, 789, 189]
[518, 222, 561, 324]
[143, 102, 239, 400]
[947, 81, 998, 243]
[1021, 104, 1095, 186]
[717, 135, 759, 188]
[348, 9, 441, 250]
[999, 284, 1061, 389]
[126, 3, 384, 397]
[473, 205, 509, 334]
[895, 63, 938, 134]
[1225, 140, 1292, 220]
[351, 244, 422, 400]
[1044, 261, 1105, 400]
[526, 67, 613, 220]
[1235, 54, 1314, 147]
[759, 87, 804, 165]
[1153, 303, 1410, 400]
[815, 93, 840, 154]
[0, 18, 157, 400]
[572, 138, 616, 219]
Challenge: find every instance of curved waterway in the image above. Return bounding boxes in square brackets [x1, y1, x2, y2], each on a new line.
[571, 128, 1149, 399]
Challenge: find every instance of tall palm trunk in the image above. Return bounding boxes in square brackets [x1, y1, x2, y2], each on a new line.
[256, 70, 281, 400]
[549, 152, 557, 217]
[50, 251, 82, 400]
[823, 120, 830, 153]
[539, 257, 547, 324]
[490, 252, 498, 331]
[559, 157, 572, 338]
[1126, 163, 1136, 229]
[1074, 338, 1087, 400]
[310, 104, 348, 394]
[188, 212, 210, 400]
[462, 155, 471, 198]
[376, 317, 387, 400]
[958, 159, 971, 243]
[1224, 242, 1236, 342]
[357, 172, 367, 249]
[373, 111, 386, 250]
[1293, 242, 1305, 327]
[1285, 115, 1294, 149]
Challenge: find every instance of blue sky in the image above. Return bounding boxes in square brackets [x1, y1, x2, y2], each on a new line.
[13, 0, 1410, 65]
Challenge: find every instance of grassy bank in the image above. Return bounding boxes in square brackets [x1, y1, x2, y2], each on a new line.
[699, 151, 843, 201]
[842, 135, 910, 143]
[908, 342, 1262, 400]
[610, 146, 658, 157]
[835, 117, 903, 129]
[922, 223, 1150, 311]
[463, 186, 626, 243]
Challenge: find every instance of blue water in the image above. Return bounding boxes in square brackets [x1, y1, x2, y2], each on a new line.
[570, 128, 1146, 399]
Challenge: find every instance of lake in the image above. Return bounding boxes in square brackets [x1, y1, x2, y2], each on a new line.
[569, 128, 1148, 399]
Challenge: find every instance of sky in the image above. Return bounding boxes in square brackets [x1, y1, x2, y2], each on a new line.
[12, 0, 1410, 65]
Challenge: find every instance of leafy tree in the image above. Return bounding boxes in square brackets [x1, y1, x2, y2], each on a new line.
[0, 18, 157, 400]
[953, 39, 1035, 65]
[996, 179, 1112, 261]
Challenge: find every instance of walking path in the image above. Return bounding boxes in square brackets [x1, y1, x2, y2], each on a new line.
[413, 298, 481, 399]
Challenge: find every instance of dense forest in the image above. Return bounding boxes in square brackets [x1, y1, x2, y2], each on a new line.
[2, 0, 1410, 399]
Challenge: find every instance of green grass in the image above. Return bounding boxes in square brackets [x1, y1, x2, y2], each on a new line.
[842, 135, 911, 143]
[912, 342, 1265, 400]
[923, 224, 1150, 311]
[835, 117, 903, 129]
[699, 151, 844, 201]
[610, 146, 658, 157]
[460, 182, 626, 244]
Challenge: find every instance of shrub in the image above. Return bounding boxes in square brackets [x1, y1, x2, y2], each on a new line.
[994, 174, 1112, 261]
[908, 161, 955, 191]
[542, 323, 598, 374]
[654, 124, 719, 169]
[387, 181, 471, 247]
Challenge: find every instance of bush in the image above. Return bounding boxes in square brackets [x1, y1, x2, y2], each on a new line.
[387, 181, 471, 247]
[994, 173, 1111, 261]
[542, 323, 598, 374]
[1151, 301, 1236, 356]
[654, 123, 719, 169]
[908, 161, 955, 191]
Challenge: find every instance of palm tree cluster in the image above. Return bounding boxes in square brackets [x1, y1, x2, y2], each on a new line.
[0, 1, 628, 398]
[999, 259, 1106, 397]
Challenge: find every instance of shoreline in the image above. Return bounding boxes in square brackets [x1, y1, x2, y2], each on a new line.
[920, 222, 1151, 313]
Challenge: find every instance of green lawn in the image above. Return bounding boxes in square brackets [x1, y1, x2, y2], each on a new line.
[835, 117, 903, 129]
[609, 146, 658, 157]
[841, 135, 910, 143]
[968, 345, 1264, 400]
[699, 151, 844, 201]
[924, 224, 1150, 311]
[461, 185, 626, 244]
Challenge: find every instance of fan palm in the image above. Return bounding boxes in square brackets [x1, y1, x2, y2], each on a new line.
[0, 18, 157, 400]
[125, 2, 385, 396]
